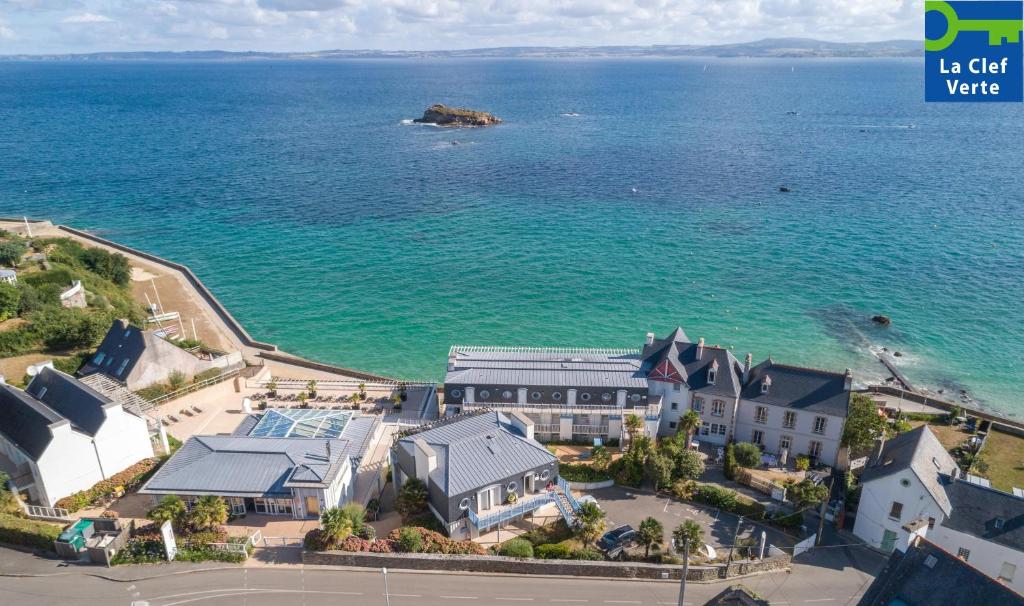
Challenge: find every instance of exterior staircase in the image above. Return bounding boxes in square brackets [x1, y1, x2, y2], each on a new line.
[552, 477, 581, 527]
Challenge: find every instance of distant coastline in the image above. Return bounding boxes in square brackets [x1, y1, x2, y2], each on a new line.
[0, 37, 921, 62]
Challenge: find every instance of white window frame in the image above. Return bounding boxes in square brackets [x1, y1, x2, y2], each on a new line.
[711, 400, 724, 417]
[692, 397, 703, 412]
[755, 406, 767, 424]
[889, 501, 903, 521]
[779, 435, 792, 451]
[752, 430, 764, 446]
[783, 411, 796, 429]
[809, 440, 823, 459]
[813, 416, 827, 434]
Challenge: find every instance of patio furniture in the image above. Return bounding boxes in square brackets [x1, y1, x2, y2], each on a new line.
[192, 406, 204, 414]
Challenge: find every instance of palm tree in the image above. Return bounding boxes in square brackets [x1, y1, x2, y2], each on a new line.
[187, 495, 228, 531]
[637, 517, 664, 558]
[266, 379, 278, 398]
[678, 410, 701, 446]
[624, 414, 644, 442]
[672, 520, 704, 558]
[147, 495, 185, 528]
[396, 478, 429, 517]
[574, 501, 607, 546]
[357, 382, 367, 401]
[306, 379, 318, 399]
[320, 507, 355, 545]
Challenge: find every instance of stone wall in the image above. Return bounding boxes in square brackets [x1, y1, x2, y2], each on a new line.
[303, 550, 791, 582]
[566, 479, 615, 490]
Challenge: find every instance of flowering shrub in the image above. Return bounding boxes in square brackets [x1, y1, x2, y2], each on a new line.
[55, 458, 160, 512]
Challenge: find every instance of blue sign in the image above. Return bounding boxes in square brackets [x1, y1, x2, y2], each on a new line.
[925, 1, 1023, 101]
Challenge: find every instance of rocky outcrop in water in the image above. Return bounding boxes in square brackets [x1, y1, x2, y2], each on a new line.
[414, 104, 502, 127]
[872, 315, 892, 326]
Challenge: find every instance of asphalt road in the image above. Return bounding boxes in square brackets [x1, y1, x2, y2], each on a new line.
[0, 554, 881, 606]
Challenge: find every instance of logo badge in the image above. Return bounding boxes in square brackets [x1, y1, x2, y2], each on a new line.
[925, 1, 1023, 101]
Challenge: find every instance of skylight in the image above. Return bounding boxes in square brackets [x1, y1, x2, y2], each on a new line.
[249, 409, 353, 439]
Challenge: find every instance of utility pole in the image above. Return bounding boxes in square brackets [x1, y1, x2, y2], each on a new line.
[816, 477, 835, 546]
[725, 515, 743, 578]
[382, 567, 390, 606]
[676, 537, 689, 606]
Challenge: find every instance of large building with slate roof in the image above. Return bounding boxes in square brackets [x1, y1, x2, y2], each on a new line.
[859, 537, 1023, 606]
[853, 425, 1024, 593]
[140, 412, 381, 519]
[0, 366, 154, 507]
[78, 319, 243, 391]
[443, 327, 852, 466]
[391, 410, 559, 538]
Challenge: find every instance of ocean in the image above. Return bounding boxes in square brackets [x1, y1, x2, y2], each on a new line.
[1, 58, 1022, 416]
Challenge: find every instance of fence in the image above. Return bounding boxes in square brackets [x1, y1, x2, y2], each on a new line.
[24, 505, 71, 521]
[735, 469, 786, 500]
[150, 368, 241, 406]
[557, 477, 581, 510]
[468, 492, 555, 530]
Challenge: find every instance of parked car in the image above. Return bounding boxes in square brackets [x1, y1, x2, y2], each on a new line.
[597, 525, 637, 555]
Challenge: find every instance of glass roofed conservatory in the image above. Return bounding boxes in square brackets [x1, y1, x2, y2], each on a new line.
[250, 409, 353, 439]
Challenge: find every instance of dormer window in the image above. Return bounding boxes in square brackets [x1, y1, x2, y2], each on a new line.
[708, 360, 718, 385]
[761, 376, 772, 394]
[995, 518, 1006, 529]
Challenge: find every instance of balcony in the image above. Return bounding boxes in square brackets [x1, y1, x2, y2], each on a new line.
[535, 423, 561, 434]
[468, 491, 555, 530]
[572, 424, 610, 435]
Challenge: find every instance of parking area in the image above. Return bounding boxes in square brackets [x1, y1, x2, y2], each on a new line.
[582, 485, 797, 554]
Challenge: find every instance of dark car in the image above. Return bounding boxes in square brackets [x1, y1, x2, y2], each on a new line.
[596, 525, 638, 555]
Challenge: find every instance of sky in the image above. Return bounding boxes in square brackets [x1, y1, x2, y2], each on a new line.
[0, 0, 923, 54]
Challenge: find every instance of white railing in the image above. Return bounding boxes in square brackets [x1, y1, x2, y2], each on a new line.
[468, 492, 554, 530]
[25, 505, 71, 520]
[260, 536, 304, 547]
[535, 424, 561, 434]
[150, 368, 241, 406]
[572, 425, 609, 435]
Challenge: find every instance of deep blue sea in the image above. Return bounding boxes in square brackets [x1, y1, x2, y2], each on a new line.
[1, 59, 1022, 416]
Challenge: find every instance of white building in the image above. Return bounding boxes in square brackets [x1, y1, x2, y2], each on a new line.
[853, 425, 1024, 593]
[0, 268, 16, 285]
[0, 367, 154, 507]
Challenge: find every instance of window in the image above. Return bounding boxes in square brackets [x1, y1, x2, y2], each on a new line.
[813, 417, 827, 434]
[539, 469, 550, 481]
[673, 383, 681, 392]
[809, 440, 823, 458]
[459, 497, 471, 511]
[889, 501, 903, 520]
[36, 387, 48, 399]
[1000, 562, 1016, 583]
[532, 391, 543, 401]
[450, 389, 462, 399]
[712, 400, 724, 416]
[631, 393, 642, 402]
[502, 390, 513, 400]
[927, 517, 936, 530]
[506, 481, 517, 493]
[115, 358, 130, 376]
[708, 368, 717, 384]
[669, 422, 677, 429]
[580, 392, 592, 402]
[710, 423, 727, 436]
[701, 422, 710, 436]
[755, 406, 768, 424]
[552, 392, 562, 401]
[752, 430, 764, 445]
[601, 392, 612, 402]
[957, 547, 970, 561]
[779, 435, 792, 451]
[671, 402, 678, 411]
[692, 398, 704, 412]
[783, 411, 796, 429]
[761, 376, 771, 393]
[92, 352, 106, 365]
[995, 517, 1005, 529]
[479, 390, 490, 399]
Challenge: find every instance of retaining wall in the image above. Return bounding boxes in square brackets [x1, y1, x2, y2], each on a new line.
[864, 386, 1024, 433]
[302, 550, 790, 581]
[565, 479, 616, 490]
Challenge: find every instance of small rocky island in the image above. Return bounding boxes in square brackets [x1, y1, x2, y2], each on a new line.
[413, 104, 502, 127]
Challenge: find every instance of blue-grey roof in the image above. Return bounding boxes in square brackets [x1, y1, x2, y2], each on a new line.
[941, 477, 1024, 552]
[398, 411, 556, 496]
[0, 269, 15, 277]
[641, 329, 743, 398]
[26, 367, 111, 436]
[0, 382, 62, 460]
[78, 319, 145, 381]
[861, 425, 958, 515]
[858, 539, 1024, 606]
[741, 360, 851, 417]
[445, 346, 647, 388]
[140, 435, 352, 497]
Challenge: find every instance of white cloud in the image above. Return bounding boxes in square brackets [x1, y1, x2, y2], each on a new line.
[62, 12, 114, 23]
[0, 18, 15, 40]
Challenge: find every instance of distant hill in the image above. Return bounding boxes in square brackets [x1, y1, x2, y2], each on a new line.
[1, 38, 921, 61]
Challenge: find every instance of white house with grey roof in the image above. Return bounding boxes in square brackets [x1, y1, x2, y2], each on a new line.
[0, 367, 154, 508]
[853, 425, 1024, 592]
[139, 411, 380, 518]
[391, 411, 566, 539]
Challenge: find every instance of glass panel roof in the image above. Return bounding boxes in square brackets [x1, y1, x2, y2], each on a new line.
[249, 409, 353, 439]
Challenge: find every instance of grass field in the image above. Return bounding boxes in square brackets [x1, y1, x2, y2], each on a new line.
[979, 428, 1024, 493]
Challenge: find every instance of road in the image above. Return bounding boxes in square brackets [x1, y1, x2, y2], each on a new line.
[0, 553, 881, 606]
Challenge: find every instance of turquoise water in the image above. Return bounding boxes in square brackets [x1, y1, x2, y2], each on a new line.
[1, 59, 1022, 416]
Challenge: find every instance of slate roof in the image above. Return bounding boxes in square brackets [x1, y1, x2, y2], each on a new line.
[78, 319, 146, 381]
[445, 346, 647, 388]
[140, 435, 352, 497]
[26, 367, 112, 436]
[397, 411, 557, 496]
[858, 538, 1023, 606]
[641, 328, 743, 398]
[941, 477, 1024, 552]
[0, 382, 63, 460]
[740, 359, 851, 417]
[860, 426, 958, 515]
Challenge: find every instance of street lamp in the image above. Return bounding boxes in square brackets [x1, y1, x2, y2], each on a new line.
[671, 537, 690, 606]
[382, 567, 390, 606]
[725, 515, 744, 578]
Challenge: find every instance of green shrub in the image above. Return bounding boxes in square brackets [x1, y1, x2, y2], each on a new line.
[498, 538, 534, 558]
[193, 368, 222, 383]
[535, 542, 572, 559]
[693, 484, 738, 510]
[724, 443, 737, 480]
[569, 546, 605, 560]
[396, 527, 423, 553]
[559, 463, 612, 483]
[794, 455, 810, 471]
[0, 513, 62, 551]
[733, 442, 762, 468]
[771, 511, 804, 528]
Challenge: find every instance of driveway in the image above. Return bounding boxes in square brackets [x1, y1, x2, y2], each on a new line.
[582, 486, 797, 554]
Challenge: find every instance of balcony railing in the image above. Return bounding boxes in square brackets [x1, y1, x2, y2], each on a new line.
[535, 423, 561, 434]
[467, 491, 555, 530]
[572, 424, 609, 435]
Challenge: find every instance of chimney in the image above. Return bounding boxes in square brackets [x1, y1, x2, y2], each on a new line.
[696, 338, 705, 360]
[743, 353, 752, 383]
[413, 438, 437, 482]
[844, 368, 853, 391]
[510, 412, 535, 441]
[645, 332, 655, 346]
[447, 353, 458, 372]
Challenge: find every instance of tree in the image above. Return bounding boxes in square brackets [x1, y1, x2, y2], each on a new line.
[624, 414, 643, 438]
[396, 477, 429, 517]
[645, 450, 674, 491]
[307, 379, 318, 398]
[266, 379, 278, 397]
[724, 443, 737, 480]
[786, 479, 829, 509]
[672, 520, 704, 557]
[0, 240, 26, 266]
[320, 507, 355, 545]
[637, 516, 664, 558]
[340, 502, 367, 534]
[187, 495, 228, 531]
[80, 247, 131, 285]
[733, 442, 762, 468]
[678, 410, 701, 445]
[147, 495, 186, 529]
[674, 448, 706, 480]
[574, 501, 606, 546]
[0, 283, 20, 322]
[591, 445, 612, 471]
[357, 382, 367, 401]
[841, 393, 889, 455]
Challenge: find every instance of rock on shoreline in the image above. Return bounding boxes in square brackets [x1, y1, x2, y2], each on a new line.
[413, 104, 502, 127]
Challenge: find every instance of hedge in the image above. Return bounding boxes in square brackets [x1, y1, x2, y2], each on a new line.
[0, 513, 62, 551]
[535, 542, 572, 559]
[498, 538, 534, 558]
[558, 463, 613, 483]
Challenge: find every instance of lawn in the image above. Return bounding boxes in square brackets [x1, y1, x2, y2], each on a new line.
[908, 421, 972, 452]
[979, 428, 1024, 493]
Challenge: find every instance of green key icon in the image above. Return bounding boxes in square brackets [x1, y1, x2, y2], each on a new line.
[925, 0, 1023, 52]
